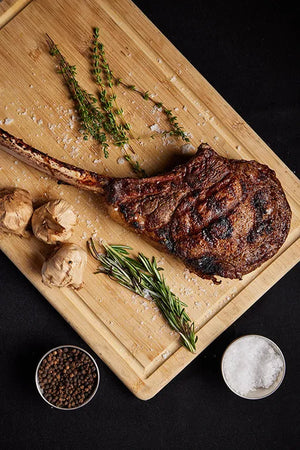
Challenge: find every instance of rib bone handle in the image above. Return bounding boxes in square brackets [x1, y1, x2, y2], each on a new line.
[0, 127, 291, 282]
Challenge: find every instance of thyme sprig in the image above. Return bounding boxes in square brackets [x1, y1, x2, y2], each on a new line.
[47, 28, 190, 176]
[91, 28, 130, 147]
[91, 28, 147, 176]
[115, 80, 190, 142]
[46, 34, 109, 158]
[88, 239, 198, 353]
[124, 155, 147, 177]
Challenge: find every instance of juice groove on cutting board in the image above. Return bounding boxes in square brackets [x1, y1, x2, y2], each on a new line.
[0, 0, 299, 399]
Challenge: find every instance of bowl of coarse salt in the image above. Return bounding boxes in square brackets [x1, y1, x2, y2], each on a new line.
[221, 335, 285, 399]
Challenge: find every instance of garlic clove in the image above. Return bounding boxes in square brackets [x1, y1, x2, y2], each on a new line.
[32, 199, 77, 244]
[42, 243, 87, 289]
[0, 188, 33, 236]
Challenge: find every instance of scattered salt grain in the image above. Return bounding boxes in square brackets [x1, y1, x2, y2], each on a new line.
[142, 289, 152, 300]
[149, 123, 163, 133]
[4, 118, 14, 125]
[181, 143, 195, 154]
[222, 336, 284, 396]
[117, 157, 125, 165]
[170, 75, 176, 82]
[162, 351, 170, 360]
[152, 105, 162, 113]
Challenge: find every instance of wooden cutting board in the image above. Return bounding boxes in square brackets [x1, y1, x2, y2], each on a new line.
[0, 0, 299, 399]
[0, 0, 30, 27]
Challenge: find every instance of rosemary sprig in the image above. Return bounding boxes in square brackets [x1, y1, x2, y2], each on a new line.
[88, 239, 198, 353]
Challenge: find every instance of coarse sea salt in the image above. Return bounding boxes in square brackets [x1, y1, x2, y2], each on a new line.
[4, 117, 14, 125]
[150, 123, 163, 133]
[222, 336, 284, 396]
[181, 143, 195, 154]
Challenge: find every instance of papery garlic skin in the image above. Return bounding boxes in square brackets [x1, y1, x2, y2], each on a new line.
[42, 243, 87, 289]
[0, 188, 33, 235]
[32, 199, 77, 244]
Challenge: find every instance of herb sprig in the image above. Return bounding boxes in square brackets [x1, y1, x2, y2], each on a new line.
[115, 81, 190, 142]
[88, 239, 197, 353]
[46, 28, 191, 176]
[46, 34, 109, 157]
[91, 28, 131, 148]
[91, 29, 147, 177]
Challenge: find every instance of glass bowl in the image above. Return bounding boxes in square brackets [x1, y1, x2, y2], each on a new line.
[35, 345, 100, 410]
[221, 335, 286, 399]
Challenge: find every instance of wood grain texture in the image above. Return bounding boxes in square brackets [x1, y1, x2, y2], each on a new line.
[0, 0, 31, 28]
[0, 0, 17, 13]
[0, 0, 299, 399]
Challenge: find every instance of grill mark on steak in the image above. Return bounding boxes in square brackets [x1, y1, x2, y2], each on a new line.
[186, 255, 223, 276]
[0, 128, 291, 283]
[106, 147, 291, 282]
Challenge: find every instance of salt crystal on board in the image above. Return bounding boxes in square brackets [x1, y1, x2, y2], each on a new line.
[4, 118, 14, 125]
[162, 351, 170, 360]
[181, 143, 195, 154]
[150, 123, 163, 133]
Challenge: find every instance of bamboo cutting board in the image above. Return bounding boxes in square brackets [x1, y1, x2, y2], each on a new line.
[0, 0, 299, 399]
[0, 0, 30, 27]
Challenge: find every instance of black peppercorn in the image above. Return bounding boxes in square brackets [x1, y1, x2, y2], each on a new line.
[37, 347, 98, 409]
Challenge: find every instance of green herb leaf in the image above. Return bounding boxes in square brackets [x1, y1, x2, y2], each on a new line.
[88, 239, 198, 353]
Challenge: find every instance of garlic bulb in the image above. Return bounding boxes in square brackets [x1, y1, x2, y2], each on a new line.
[32, 199, 77, 244]
[0, 188, 33, 235]
[42, 243, 87, 289]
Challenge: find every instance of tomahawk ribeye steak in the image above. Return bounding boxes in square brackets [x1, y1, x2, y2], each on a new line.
[0, 127, 291, 282]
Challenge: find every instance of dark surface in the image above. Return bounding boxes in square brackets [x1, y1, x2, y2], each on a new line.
[0, 1, 299, 449]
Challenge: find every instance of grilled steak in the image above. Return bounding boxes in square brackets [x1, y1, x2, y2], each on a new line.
[0, 127, 291, 282]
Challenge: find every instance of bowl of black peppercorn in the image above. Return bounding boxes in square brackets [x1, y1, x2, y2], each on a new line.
[35, 345, 100, 410]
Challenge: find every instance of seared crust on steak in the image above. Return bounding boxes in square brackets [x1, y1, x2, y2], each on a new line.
[105, 144, 291, 281]
[0, 128, 291, 282]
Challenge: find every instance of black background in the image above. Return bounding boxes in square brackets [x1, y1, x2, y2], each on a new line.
[0, 1, 299, 449]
